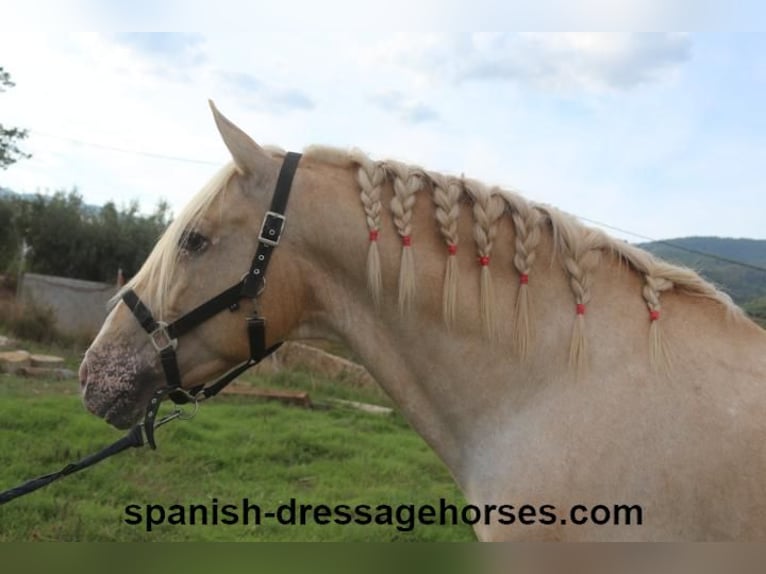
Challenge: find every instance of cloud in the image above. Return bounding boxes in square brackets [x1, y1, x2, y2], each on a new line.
[273, 89, 314, 112]
[219, 71, 315, 113]
[113, 33, 206, 82]
[116, 33, 205, 60]
[218, 71, 263, 93]
[385, 33, 692, 93]
[369, 90, 439, 124]
[104, 37, 315, 113]
[116, 32, 204, 57]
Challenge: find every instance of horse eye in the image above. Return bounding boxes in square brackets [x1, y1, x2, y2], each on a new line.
[179, 230, 209, 254]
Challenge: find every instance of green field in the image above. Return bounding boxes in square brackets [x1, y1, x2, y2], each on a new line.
[0, 357, 474, 541]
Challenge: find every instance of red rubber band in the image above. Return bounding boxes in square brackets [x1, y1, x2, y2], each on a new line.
[649, 309, 660, 321]
[447, 244, 458, 255]
[519, 274, 529, 285]
[402, 235, 412, 247]
[576, 303, 586, 316]
[368, 230, 379, 242]
[479, 256, 490, 267]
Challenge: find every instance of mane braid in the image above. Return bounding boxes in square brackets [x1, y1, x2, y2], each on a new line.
[505, 193, 543, 359]
[465, 181, 506, 341]
[545, 208, 603, 374]
[387, 160, 423, 314]
[643, 273, 674, 370]
[353, 151, 385, 309]
[430, 171, 463, 328]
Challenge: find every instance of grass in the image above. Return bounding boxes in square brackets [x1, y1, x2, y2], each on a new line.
[0, 343, 474, 542]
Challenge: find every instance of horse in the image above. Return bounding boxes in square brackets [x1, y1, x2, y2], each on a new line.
[80, 102, 766, 541]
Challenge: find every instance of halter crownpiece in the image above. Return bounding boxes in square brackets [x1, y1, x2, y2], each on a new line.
[122, 151, 302, 448]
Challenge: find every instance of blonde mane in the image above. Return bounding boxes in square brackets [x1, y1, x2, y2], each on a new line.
[119, 162, 239, 318]
[304, 144, 744, 369]
[123, 143, 743, 369]
[120, 147, 292, 317]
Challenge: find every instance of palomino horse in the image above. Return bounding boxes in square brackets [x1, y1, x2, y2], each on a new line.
[80, 102, 766, 541]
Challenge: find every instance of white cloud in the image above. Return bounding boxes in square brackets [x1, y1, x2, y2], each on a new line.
[114, 33, 206, 63]
[380, 33, 691, 93]
[112, 33, 207, 81]
[368, 91, 439, 124]
[0, 31, 764, 243]
[218, 71, 315, 113]
[3, 1, 761, 32]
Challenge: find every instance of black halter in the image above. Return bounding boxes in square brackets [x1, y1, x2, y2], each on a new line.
[121, 152, 302, 448]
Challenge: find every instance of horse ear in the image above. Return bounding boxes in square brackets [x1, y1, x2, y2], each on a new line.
[209, 100, 271, 176]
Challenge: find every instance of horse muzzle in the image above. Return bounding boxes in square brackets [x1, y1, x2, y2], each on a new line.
[79, 347, 159, 429]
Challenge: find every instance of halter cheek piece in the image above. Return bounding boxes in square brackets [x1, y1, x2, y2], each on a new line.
[121, 152, 302, 448]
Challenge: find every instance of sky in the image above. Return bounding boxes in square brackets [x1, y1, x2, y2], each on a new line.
[1, 29, 765, 242]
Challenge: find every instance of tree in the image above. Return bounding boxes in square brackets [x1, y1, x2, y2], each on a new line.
[1, 66, 30, 169]
[0, 197, 21, 270]
[6, 189, 171, 281]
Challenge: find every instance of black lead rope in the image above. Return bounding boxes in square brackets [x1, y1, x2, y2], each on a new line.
[0, 152, 301, 506]
[0, 433, 141, 505]
[1, 420, 148, 505]
[0, 380, 229, 505]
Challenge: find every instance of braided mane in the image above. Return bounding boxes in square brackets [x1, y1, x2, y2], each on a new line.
[122, 143, 743, 371]
[306, 145, 743, 368]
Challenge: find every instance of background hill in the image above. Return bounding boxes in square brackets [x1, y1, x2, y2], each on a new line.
[640, 236, 766, 327]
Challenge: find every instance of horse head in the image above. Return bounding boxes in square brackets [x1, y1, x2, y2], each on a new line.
[80, 103, 321, 428]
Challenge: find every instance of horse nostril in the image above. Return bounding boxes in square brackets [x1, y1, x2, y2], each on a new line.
[79, 360, 89, 389]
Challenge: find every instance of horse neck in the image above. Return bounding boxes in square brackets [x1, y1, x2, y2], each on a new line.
[287, 155, 766, 487]
[287, 158, 576, 474]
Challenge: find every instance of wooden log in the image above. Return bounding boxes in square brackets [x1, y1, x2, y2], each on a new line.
[16, 366, 77, 380]
[221, 385, 312, 408]
[0, 350, 31, 373]
[327, 399, 393, 416]
[30, 354, 66, 368]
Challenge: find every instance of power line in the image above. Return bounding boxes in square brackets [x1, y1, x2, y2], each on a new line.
[29, 130, 220, 166]
[22, 129, 766, 275]
[578, 216, 766, 275]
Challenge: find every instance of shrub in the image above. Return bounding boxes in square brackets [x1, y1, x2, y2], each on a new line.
[0, 300, 61, 344]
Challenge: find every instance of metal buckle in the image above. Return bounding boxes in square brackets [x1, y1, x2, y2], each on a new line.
[258, 211, 286, 247]
[142, 387, 198, 449]
[149, 322, 177, 352]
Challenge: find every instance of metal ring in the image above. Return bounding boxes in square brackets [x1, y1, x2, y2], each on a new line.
[176, 399, 200, 420]
[149, 322, 178, 352]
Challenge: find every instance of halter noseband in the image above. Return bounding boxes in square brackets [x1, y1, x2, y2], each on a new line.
[121, 152, 302, 448]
